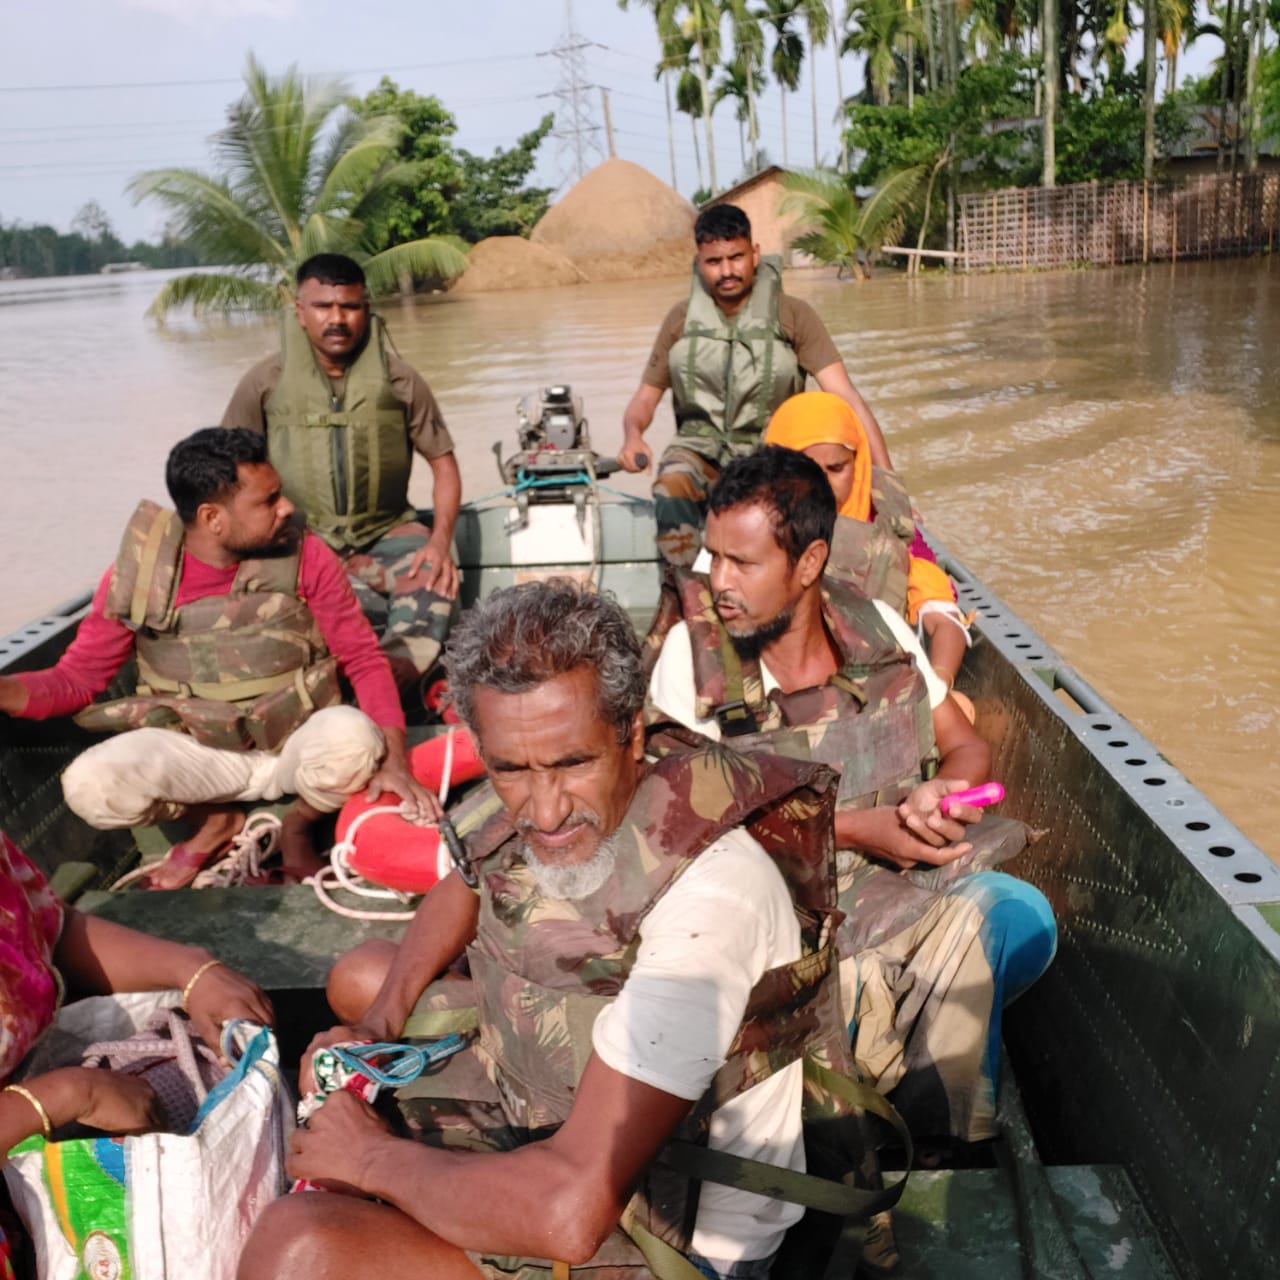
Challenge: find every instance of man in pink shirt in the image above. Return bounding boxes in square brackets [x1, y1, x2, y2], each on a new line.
[0, 429, 435, 888]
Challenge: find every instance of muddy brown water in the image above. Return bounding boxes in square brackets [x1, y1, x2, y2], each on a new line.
[2, 260, 1276, 858]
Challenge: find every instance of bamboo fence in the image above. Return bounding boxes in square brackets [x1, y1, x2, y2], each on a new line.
[958, 173, 1280, 273]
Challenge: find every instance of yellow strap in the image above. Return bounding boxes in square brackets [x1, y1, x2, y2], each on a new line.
[400, 1006, 480, 1039]
[131, 509, 177, 628]
[136, 668, 299, 703]
[551, 1262, 571, 1280]
[618, 1208, 707, 1280]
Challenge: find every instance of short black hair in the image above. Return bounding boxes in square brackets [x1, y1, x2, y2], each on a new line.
[694, 203, 752, 245]
[296, 253, 366, 289]
[708, 446, 835, 565]
[166, 428, 268, 524]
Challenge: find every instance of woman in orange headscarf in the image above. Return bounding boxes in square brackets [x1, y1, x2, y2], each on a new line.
[765, 391, 971, 687]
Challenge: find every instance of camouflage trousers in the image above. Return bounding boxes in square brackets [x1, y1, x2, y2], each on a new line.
[343, 521, 457, 684]
[835, 817, 1057, 1143]
[652, 445, 724, 568]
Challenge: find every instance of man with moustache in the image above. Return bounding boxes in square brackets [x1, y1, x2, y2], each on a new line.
[646, 448, 1056, 1150]
[0, 429, 434, 887]
[222, 253, 462, 688]
[237, 580, 872, 1280]
[618, 203, 892, 566]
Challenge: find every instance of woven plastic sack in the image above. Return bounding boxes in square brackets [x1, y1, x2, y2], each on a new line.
[4, 990, 291, 1280]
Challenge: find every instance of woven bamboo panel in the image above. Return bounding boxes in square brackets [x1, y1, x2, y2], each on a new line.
[959, 174, 1280, 272]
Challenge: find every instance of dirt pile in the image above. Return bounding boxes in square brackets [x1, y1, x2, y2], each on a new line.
[531, 158, 696, 282]
[453, 236, 586, 293]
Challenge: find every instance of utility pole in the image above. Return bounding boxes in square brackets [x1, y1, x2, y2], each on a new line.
[539, 0, 605, 184]
[599, 86, 617, 159]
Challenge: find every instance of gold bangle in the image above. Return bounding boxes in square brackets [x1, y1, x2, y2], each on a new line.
[4, 1084, 52, 1140]
[181, 959, 225, 1015]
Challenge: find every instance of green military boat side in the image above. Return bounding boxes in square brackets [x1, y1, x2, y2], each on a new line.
[2, 489, 1278, 1276]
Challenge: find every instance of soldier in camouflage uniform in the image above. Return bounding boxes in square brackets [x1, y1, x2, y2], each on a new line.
[0, 430, 434, 887]
[647, 448, 1057, 1147]
[221, 253, 461, 692]
[618, 204, 893, 567]
[239, 581, 905, 1280]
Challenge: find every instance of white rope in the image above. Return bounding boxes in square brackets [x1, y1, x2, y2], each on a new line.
[310, 802, 422, 921]
[438, 726, 457, 809]
[192, 812, 283, 888]
[310, 729, 465, 921]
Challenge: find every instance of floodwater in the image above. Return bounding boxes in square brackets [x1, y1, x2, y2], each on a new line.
[1, 261, 1277, 858]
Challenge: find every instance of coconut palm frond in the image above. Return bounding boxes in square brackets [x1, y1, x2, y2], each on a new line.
[854, 165, 926, 247]
[127, 168, 289, 270]
[144, 272, 283, 319]
[363, 238, 469, 295]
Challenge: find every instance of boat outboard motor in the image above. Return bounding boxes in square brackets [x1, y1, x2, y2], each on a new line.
[493, 384, 626, 515]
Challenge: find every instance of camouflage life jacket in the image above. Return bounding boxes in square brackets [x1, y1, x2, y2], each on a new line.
[667, 256, 805, 464]
[264, 313, 414, 553]
[645, 571, 938, 813]
[400, 738, 910, 1279]
[825, 468, 917, 617]
[73, 501, 340, 752]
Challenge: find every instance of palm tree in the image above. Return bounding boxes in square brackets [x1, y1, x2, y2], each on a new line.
[715, 56, 768, 169]
[796, 0, 831, 166]
[619, 0, 681, 186]
[129, 56, 466, 316]
[676, 62, 709, 190]
[843, 0, 926, 106]
[659, 0, 723, 191]
[780, 166, 924, 278]
[763, 0, 806, 166]
[725, 0, 767, 172]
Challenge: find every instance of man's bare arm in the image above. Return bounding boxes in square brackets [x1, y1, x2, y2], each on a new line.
[291, 1052, 691, 1264]
[812, 362, 893, 470]
[357, 871, 478, 1038]
[618, 383, 664, 473]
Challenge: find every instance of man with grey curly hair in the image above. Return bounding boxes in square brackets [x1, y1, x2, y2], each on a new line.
[241, 579, 853, 1280]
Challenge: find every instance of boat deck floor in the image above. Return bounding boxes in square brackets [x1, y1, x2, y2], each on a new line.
[78, 886, 1182, 1278]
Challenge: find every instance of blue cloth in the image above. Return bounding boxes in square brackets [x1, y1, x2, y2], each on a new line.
[947, 871, 1057, 1089]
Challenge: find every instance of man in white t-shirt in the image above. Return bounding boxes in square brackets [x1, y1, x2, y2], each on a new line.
[238, 580, 853, 1280]
[647, 448, 1056, 1159]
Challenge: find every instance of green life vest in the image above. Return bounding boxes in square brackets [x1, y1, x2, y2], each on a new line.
[74, 500, 340, 752]
[667, 256, 806, 463]
[645, 571, 938, 814]
[825, 468, 917, 617]
[264, 313, 414, 553]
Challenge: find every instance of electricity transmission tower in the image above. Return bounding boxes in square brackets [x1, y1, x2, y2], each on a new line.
[540, 0, 605, 184]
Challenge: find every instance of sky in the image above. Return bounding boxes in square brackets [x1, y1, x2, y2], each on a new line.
[3, 0, 1218, 246]
[1, 0, 859, 244]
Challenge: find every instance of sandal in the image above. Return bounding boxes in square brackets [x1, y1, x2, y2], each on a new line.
[139, 840, 232, 891]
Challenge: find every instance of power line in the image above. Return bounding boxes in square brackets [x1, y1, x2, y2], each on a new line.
[0, 52, 547, 95]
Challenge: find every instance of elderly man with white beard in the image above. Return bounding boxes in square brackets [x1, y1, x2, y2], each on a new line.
[236, 578, 875, 1280]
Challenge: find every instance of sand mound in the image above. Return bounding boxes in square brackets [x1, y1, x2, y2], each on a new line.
[531, 158, 696, 282]
[453, 236, 586, 293]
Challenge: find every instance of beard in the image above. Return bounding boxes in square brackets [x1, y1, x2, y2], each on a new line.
[228, 519, 300, 561]
[519, 828, 619, 902]
[722, 603, 794, 662]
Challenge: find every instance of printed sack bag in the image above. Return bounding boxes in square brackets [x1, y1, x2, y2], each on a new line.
[3, 990, 291, 1280]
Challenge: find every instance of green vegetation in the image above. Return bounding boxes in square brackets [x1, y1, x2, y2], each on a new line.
[621, 0, 1276, 263]
[781, 166, 924, 276]
[0, 201, 202, 279]
[129, 56, 468, 315]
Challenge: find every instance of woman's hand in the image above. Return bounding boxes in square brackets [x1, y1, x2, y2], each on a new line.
[183, 960, 275, 1055]
[34, 1067, 163, 1135]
